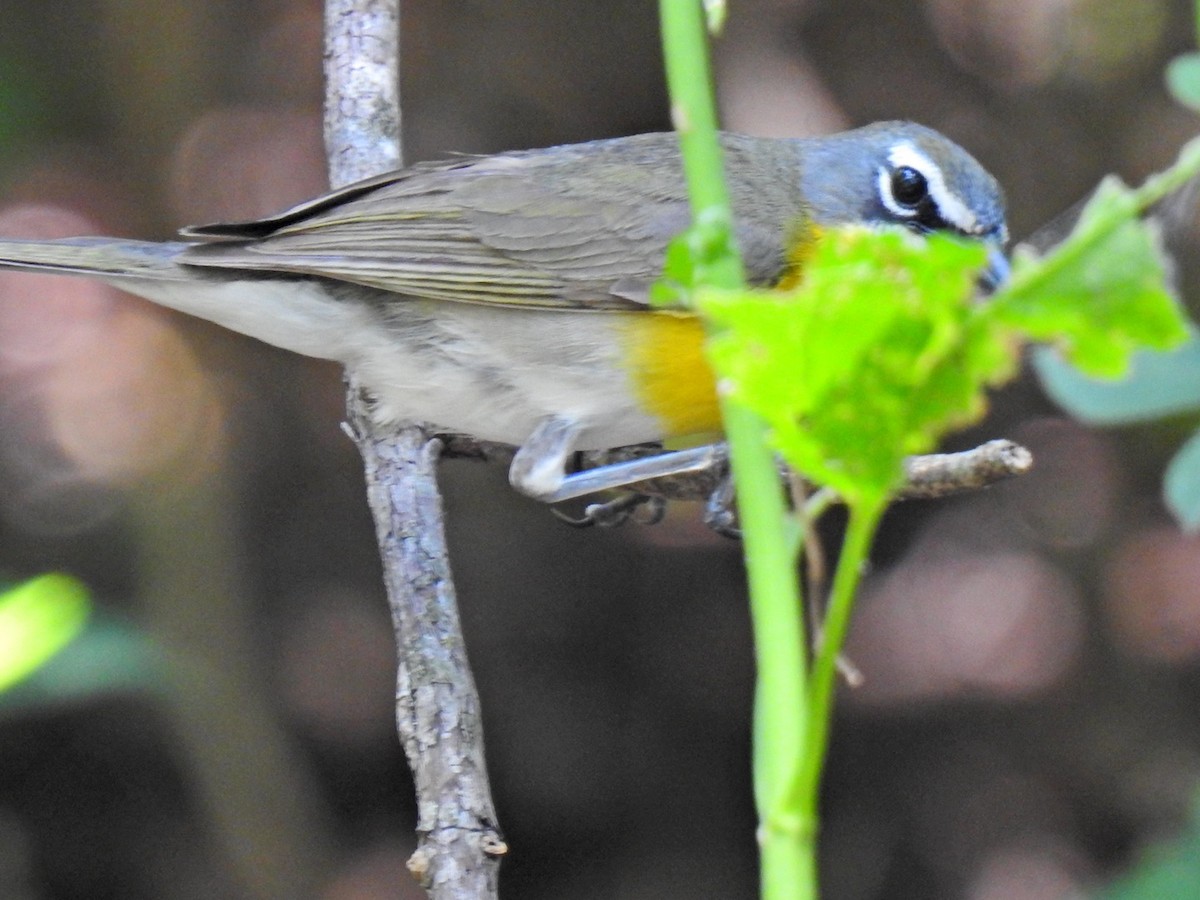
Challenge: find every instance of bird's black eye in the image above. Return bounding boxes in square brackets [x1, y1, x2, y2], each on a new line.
[891, 166, 928, 208]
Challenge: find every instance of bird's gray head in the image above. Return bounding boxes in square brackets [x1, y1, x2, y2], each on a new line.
[798, 121, 1008, 275]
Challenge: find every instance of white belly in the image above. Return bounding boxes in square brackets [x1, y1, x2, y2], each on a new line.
[122, 275, 665, 448]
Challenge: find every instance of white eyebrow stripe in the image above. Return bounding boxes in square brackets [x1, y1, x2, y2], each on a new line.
[886, 142, 980, 234]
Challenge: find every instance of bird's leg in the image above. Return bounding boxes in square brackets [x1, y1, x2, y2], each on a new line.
[507, 416, 582, 500]
[509, 416, 722, 503]
[702, 474, 740, 538]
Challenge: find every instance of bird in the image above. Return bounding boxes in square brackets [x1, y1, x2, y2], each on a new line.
[0, 121, 1008, 503]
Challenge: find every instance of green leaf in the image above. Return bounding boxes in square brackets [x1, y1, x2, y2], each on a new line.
[650, 232, 697, 307]
[1101, 794, 1200, 898]
[1165, 428, 1200, 531]
[0, 614, 164, 714]
[994, 177, 1189, 378]
[699, 227, 1012, 504]
[1022, 141, 1200, 535]
[1167, 52, 1200, 112]
[0, 574, 90, 692]
[1033, 333, 1200, 424]
[651, 208, 744, 307]
[700, 158, 1193, 510]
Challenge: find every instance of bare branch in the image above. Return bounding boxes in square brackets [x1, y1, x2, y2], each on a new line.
[343, 399, 505, 899]
[441, 437, 1033, 509]
[324, 3, 504, 896]
[324, 0, 402, 183]
[897, 439, 1033, 499]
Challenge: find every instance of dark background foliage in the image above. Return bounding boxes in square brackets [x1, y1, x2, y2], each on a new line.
[1, 1, 1199, 898]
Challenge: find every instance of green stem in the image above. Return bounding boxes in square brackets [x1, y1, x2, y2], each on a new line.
[659, 0, 730, 223]
[658, 3, 814, 897]
[794, 499, 886, 818]
[1003, 136, 1200, 305]
[1134, 135, 1200, 208]
[722, 400, 813, 897]
[658, 0, 745, 291]
[802, 488, 839, 525]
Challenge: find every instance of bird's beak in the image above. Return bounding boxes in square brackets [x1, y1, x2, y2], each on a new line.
[978, 245, 1011, 294]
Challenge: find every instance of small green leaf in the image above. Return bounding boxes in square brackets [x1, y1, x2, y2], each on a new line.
[1165, 429, 1200, 531]
[0, 614, 163, 713]
[650, 232, 697, 307]
[699, 227, 1010, 504]
[651, 208, 743, 307]
[1034, 334, 1200, 424]
[1167, 53, 1200, 112]
[995, 177, 1189, 377]
[0, 574, 90, 692]
[1022, 141, 1200, 535]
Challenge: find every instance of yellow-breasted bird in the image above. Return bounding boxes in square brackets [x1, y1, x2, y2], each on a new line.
[0, 121, 1008, 501]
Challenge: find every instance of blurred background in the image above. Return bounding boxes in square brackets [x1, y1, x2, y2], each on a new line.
[0, 0, 1198, 898]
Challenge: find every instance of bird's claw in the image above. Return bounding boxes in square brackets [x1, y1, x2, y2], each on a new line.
[551, 493, 666, 528]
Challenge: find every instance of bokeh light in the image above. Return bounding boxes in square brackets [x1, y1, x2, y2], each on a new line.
[170, 107, 327, 225]
[1104, 527, 1200, 664]
[0, 203, 225, 534]
[848, 550, 1084, 705]
[274, 582, 396, 748]
[320, 840, 422, 900]
[925, 0, 1076, 91]
[1001, 417, 1121, 549]
[966, 840, 1088, 900]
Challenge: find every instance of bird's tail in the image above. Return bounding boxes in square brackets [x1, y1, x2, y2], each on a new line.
[0, 237, 193, 282]
[0, 235, 371, 364]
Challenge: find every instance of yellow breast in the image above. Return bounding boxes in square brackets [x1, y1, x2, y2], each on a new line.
[613, 220, 817, 440]
[617, 310, 722, 440]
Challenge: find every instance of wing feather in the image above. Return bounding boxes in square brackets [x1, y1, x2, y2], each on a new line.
[177, 133, 798, 310]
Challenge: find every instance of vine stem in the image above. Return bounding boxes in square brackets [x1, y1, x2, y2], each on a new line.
[795, 500, 886, 820]
[658, 2, 814, 897]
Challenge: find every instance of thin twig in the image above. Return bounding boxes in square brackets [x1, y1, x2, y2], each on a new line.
[898, 438, 1033, 498]
[323, 3, 504, 897]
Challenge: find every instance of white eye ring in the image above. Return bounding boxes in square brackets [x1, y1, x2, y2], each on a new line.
[881, 142, 979, 234]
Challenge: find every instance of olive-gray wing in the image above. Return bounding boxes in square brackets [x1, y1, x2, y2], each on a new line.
[177, 133, 796, 309]
[177, 138, 691, 309]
